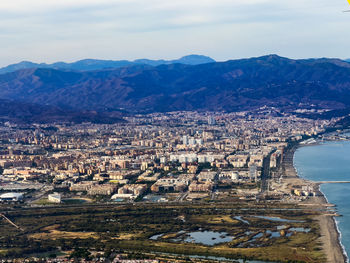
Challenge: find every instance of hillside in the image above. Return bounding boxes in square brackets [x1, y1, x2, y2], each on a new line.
[0, 55, 350, 115]
[0, 99, 125, 124]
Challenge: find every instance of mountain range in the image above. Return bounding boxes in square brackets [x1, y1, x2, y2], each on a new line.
[1, 54, 350, 123]
[0, 55, 215, 74]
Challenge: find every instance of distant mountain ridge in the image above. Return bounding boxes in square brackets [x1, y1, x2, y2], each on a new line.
[1, 54, 350, 123]
[0, 55, 215, 74]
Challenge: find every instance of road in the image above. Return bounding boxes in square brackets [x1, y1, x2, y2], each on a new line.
[211, 190, 217, 201]
[28, 185, 54, 204]
[0, 213, 24, 231]
[175, 191, 188, 202]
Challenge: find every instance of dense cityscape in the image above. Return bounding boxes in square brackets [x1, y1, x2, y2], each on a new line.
[0, 108, 332, 205]
[0, 107, 345, 262]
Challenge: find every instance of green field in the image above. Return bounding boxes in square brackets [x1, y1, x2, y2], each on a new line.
[0, 202, 325, 262]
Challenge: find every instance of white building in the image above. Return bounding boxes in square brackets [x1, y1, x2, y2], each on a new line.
[48, 193, 61, 203]
[0, 193, 23, 202]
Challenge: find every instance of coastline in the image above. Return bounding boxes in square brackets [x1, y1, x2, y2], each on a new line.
[283, 143, 348, 263]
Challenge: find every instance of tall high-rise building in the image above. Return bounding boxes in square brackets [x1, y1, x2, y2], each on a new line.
[249, 165, 257, 181]
[208, 116, 216, 125]
[183, 135, 189, 145]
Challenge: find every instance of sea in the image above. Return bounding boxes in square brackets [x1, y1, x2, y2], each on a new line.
[294, 140, 350, 262]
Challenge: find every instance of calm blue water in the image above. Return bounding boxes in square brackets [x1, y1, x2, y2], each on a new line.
[183, 231, 234, 245]
[294, 141, 350, 262]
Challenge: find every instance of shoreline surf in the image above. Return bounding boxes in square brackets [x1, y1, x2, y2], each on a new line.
[286, 143, 347, 263]
[319, 183, 349, 263]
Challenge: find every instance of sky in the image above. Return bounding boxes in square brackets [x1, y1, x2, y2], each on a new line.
[0, 0, 349, 66]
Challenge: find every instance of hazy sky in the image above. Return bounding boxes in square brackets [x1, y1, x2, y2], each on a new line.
[0, 0, 349, 66]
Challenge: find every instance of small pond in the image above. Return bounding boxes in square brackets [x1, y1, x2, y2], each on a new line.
[289, 227, 311, 233]
[252, 215, 305, 223]
[150, 233, 164, 240]
[150, 230, 234, 246]
[234, 216, 250, 224]
[182, 231, 234, 246]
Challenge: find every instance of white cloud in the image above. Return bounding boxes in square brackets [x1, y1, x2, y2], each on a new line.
[0, 0, 348, 66]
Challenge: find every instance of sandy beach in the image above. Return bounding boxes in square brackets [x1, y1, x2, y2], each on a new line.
[282, 145, 347, 263]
